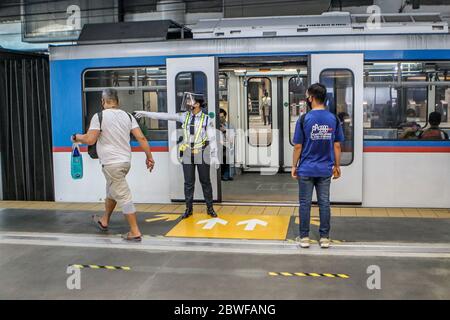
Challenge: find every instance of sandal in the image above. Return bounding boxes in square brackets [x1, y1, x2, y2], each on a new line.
[121, 232, 142, 242]
[92, 215, 108, 232]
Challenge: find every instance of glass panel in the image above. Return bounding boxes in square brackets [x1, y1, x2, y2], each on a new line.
[247, 77, 272, 147]
[364, 62, 398, 83]
[175, 72, 208, 113]
[435, 86, 450, 128]
[288, 76, 307, 145]
[320, 69, 354, 166]
[137, 67, 167, 88]
[83, 67, 168, 141]
[84, 69, 136, 88]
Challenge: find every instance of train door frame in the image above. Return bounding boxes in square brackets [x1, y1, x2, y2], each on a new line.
[166, 56, 221, 202]
[309, 53, 364, 204]
[243, 75, 280, 173]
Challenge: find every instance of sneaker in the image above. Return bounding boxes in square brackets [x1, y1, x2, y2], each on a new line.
[295, 236, 310, 249]
[319, 238, 330, 249]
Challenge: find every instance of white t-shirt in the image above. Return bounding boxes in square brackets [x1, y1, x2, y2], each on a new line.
[89, 108, 139, 165]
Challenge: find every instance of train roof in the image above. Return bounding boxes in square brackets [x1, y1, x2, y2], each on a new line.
[49, 12, 450, 62]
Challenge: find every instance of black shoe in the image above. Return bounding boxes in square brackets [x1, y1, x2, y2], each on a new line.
[181, 209, 193, 219]
[207, 208, 217, 218]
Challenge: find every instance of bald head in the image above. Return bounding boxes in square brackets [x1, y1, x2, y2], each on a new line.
[102, 89, 119, 108]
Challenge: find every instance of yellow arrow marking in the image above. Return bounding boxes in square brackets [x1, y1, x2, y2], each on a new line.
[145, 214, 180, 223]
[295, 217, 320, 226]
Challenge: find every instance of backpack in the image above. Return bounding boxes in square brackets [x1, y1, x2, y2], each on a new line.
[88, 110, 133, 159]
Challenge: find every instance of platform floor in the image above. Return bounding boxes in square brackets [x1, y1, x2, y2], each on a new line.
[1, 201, 449, 218]
[0, 202, 449, 299]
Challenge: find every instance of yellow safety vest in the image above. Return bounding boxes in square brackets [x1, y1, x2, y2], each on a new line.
[179, 112, 208, 154]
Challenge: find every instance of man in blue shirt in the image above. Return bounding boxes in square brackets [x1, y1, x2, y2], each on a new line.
[291, 83, 344, 249]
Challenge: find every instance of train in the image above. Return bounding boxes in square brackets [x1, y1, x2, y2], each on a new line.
[49, 12, 450, 208]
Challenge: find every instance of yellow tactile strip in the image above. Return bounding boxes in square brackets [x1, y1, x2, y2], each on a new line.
[0, 201, 449, 218]
[269, 272, 350, 279]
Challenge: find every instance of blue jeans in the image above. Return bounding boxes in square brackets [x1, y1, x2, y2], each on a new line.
[298, 176, 332, 238]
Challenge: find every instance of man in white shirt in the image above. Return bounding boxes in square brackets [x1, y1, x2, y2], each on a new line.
[72, 89, 155, 242]
[134, 94, 219, 219]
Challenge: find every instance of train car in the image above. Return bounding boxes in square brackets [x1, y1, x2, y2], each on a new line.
[49, 12, 450, 208]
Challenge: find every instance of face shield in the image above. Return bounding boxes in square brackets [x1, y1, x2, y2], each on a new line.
[180, 92, 205, 112]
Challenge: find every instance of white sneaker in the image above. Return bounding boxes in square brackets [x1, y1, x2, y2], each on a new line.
[319, 238, 330, 249]
[296, 236, 310, 248]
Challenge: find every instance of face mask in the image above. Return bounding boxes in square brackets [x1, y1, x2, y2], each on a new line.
[406, 117, 415, 122]
[306, 97, 312, 109]
[344, 118, 351, 123]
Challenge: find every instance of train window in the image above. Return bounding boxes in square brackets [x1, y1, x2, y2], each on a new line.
[320, 69, 354, 166]
[435, 86, 450, 128]
[363, 61, 450, 140]
[83, 67, 168, 141]
[247, 77, 272, 147]
[175, 72, 208, 113]
[288, 76, 308, 146]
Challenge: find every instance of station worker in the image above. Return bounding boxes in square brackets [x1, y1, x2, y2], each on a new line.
[134, 93, 220, 219]
[72, 88, 155, 242]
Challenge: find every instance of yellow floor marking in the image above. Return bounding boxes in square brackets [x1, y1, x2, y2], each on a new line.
[294, 273, 307, 277]
[337, 274, 349, 279]
[232, 206, 252, 215]
[387, 208, 405, 217]
[166, 213, 290, 240]
[332, 208, 341, 216]
[310, 207, 319, 217]
[247, 206, 265, 215]
[172, 205, 187, 214]
[217, 206, 237, 214]
[281, 272, 293, 276]
[340, 208, 357, 217]
[157, 204, 180, 213]
[434, 211, 450, 218]
[356, 208, 372, 217]
[308, 273, 321, 277]
[262, 206, 281, 215]
[145, 214, 180, 223]
[268, 272, 278, 276]
[401, 208, 421, 217]
[370, 208, 388, 217]
[419, 210, 438, 218]
[121, 267, 131, 271]
[89, 265, 100, 269]
[322, 273, 336, 278]
[278, 206, 295, 216]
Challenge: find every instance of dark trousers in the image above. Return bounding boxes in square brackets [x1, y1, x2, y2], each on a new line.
[182, 162, 214, 209]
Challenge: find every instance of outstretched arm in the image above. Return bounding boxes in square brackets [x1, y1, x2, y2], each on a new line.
[134, 111, 184, 122]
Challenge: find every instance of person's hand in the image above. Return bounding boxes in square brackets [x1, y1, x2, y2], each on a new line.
[71, 134, 78, 143]
[133, 111, 150, 119]
[332, 166, 341, 179]
[291, 166, 298, 179]
[210, 156, 220, 170]
[146, 156, 155, 172]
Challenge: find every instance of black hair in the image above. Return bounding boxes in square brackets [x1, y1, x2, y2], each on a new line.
[429, 111, 442, 126]
[195, 97, 205, 108]
[307, 83, 327, 104]
[219, 108, 227, 116]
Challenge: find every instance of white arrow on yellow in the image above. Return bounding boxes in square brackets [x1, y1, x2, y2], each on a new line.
[237, 219, 268, 231]
[145, 214, 180, 223]
[197, 218, 228, 230]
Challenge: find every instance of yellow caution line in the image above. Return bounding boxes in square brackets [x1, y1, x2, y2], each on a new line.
[70, 264, 131, 271]
[269, 272, 349, 279]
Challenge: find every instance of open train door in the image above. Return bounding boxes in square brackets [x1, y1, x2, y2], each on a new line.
[309, 53, 363, 203]
[166, 56, 221, 202]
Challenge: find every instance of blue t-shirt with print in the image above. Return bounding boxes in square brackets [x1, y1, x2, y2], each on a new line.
[293, 109, 344, 177]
